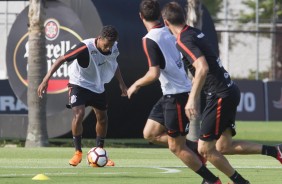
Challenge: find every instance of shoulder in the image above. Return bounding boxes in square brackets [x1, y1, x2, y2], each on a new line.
[111, 41, 119, 55]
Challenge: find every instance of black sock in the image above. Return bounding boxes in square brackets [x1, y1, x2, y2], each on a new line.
[230, 171, 248, 184]
[196, 165, 218, 183]
[73, 135, 82, 152]
[186, 140, 198, 153]
[262, 145, 277, 158]
[96, 136, 105, 148]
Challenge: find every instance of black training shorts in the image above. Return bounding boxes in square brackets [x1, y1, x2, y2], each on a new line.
[67, 83, 108, 111]
[148, 92, 190, 138]
[200, 85, 240, 141]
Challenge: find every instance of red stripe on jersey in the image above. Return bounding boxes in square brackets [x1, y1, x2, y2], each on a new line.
[215, 98, 222, 135]
[176, 102, 184, 133]
[151, 23, 163, 29]
[64, 45, 87, 60]
[177, 25, 197, 62]
[142, 38, 152, 67]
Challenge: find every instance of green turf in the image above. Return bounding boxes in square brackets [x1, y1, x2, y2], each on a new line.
[0, 148, 281, 184]
[0, 121, 281, 184]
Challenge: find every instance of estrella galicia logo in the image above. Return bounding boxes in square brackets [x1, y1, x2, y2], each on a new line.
[6, 0, 88, 115]
[273, 88, 282, 109]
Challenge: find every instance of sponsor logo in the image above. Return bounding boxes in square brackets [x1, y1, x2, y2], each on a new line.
[0, 96, 28, 112]
[202, 134, 211, 138]
[272, 88, 282, 109]
[6, 0, 88, 115]
[15, 25, 81, 94]
[70, 95, 77, 104]
[197, 32, 205, 38]
[44, 18, 60, 41]
[98, 62, 106, 66]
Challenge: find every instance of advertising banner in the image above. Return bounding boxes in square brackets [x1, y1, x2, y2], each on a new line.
[266, 81, 282, 121]
[235, 80, 265, 121]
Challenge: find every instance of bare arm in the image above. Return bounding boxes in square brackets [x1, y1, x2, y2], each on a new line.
[185, 56, 208, 119]
[114, 65, 128, 96]
[37, 56, 66, 98]
[127, 66, 160, 99]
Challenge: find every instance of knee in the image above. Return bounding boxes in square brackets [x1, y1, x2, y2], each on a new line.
[216, 144, 230, 154]
[168, 143, 179, 155]
[143, 131, 155, 142]
[73, 109, 85, 123]
[198, 145, 212, 159]
[143, 131, 151, 141]
[96, 113, 108, 124]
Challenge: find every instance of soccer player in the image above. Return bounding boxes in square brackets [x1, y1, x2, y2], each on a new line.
[128, 1, 221, 183]
[37, 25, 127, 167]
[161, 2, 282, 184]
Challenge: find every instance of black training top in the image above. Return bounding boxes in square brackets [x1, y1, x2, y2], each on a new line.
[176, 25, 234, 98]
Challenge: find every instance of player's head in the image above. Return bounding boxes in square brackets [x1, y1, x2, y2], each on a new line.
[161, 2, 186, 26]
[97, 25, 118, 53]
[139, 0, 160, 22]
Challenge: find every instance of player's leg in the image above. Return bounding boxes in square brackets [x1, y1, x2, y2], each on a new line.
[217, 128, 282, 164]
[143, 119, 167, 145]
[68, 84, 86, 166]
[93, 107, 115, 166]
[199, 93, 249, 184]
[168, 136, 220, 183]
[69, 105, 85, 166]
[216, 128, 262, 154]
[71, 105, 86, 148]
[198, 139, 250, 184]
[93, 107, 108, 148]
[164, 93, 220, 183]
[145, 97, 168, 146]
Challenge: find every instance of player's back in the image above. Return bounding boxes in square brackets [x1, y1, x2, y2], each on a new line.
[145, 27, 191, 95]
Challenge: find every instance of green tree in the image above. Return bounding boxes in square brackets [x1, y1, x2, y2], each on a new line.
[240, 0, 282, 23]
[202, 0, 222, 20]
[25, 0, 49, 147]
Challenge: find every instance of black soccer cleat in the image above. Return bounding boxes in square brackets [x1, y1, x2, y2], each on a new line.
[201, 178, 222, 184]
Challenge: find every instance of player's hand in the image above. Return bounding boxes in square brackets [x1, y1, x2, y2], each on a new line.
[120, 83, 128, 97]
[185, 98, 198, 120]
[37, 81, 48, 98]
[127, 84, 140, 99]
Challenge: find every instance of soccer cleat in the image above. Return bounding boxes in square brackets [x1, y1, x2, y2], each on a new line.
[69, 151, 82, 166]
[228, 180, 250, 184]
[276, 144, 282, 164]
[202, 178, 222, 184]
[106, 158, 115, 166]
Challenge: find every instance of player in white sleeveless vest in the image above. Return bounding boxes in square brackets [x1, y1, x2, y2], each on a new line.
[68, 38, 119, 94]
[38, 25, 127, 167]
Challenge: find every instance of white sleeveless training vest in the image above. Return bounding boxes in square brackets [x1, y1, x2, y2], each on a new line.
[144, 27, 192, 95]
[68, 38, 119, 93]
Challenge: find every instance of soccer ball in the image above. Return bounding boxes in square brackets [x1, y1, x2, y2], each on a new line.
[86, 147, 108, 167]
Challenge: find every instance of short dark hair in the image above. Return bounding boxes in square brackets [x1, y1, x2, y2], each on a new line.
[100, 25, 118, 42]
[139, 0, 160, 21]
[161, 2, 186, 25]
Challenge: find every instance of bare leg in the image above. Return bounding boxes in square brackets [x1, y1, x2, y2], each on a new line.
[216, 128, 262, 155]
[143, 119, 168, 146]
[168, 135, 202, 171]
[198, 139, 235, 177]
[93, 108, 108, 137]
[71, 105, 85, 136]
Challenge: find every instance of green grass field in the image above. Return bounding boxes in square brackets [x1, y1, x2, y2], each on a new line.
[0, 122, 281, 184]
